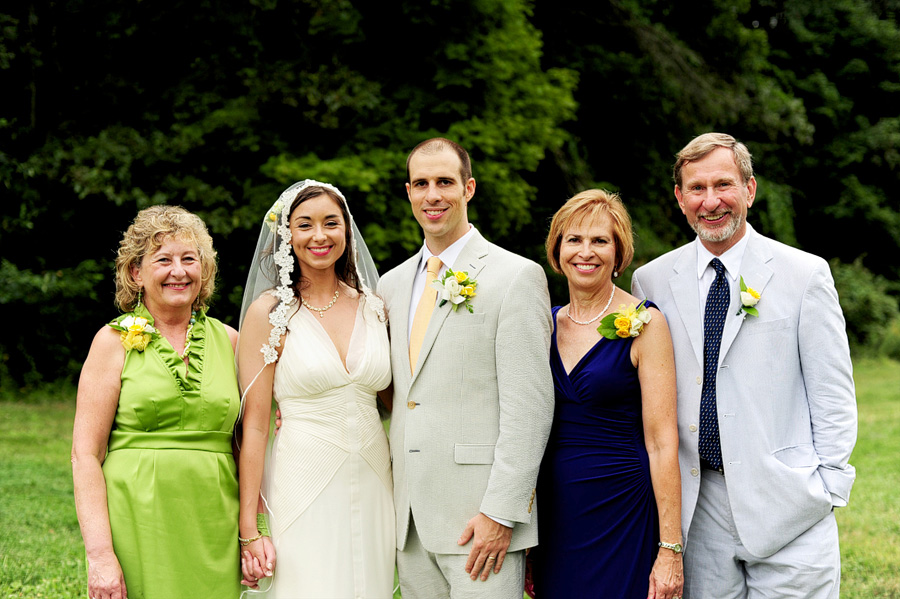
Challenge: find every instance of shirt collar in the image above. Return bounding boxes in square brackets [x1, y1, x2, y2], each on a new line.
[695, 223, 753, 281]
[417, 225, 476, 273]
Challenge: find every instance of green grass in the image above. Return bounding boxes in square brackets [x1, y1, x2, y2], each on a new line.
[2, 359, 898, 598]
[0, 400, 84, 598]
[836, 357, 900, 598]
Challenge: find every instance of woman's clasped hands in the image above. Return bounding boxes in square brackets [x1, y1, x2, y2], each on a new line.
[241, 535, 276, 589]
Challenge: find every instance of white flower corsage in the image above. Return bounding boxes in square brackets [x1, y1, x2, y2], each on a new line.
[111, 315, 157, 352]
[431, 269, 478, 313]
[736, 276, 761, 318]
[598, 300, 652, 340]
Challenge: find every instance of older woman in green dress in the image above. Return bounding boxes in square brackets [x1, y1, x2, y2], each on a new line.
[72, 206, 263, 599]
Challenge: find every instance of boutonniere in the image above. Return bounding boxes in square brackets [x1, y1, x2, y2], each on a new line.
[431, 269, 478, 313]
[598, 301, 652, 340]
[111, 315, 157, 352]
[736, 276, 761, 318]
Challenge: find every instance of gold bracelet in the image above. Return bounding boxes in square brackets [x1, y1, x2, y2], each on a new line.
[239, 532, 264, 546]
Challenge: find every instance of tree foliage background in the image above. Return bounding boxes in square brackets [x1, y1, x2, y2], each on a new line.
[1, 0, 898, 388]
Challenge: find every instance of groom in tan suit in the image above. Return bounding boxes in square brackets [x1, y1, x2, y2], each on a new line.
[378, 138, 554, 598]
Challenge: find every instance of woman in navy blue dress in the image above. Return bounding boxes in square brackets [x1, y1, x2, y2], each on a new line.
[532, 190, 683, 599]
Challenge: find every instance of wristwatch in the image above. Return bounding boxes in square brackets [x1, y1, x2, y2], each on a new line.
[658, 540, 683, 554]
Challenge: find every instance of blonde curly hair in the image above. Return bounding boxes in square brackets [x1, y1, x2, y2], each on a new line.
[114, 205, 217, 312]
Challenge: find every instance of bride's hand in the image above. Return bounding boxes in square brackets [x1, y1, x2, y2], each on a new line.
[87, 550, 127, 599]
[242, 536, 276, 586]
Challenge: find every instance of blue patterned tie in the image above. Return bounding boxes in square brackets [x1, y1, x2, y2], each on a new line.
[699, 258, 729, 472]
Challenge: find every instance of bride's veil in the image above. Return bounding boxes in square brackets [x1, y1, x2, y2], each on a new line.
[237, 179, 384, 396]
[236, 179, 385, 596]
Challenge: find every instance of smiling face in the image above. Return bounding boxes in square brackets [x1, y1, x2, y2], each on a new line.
[675, 146, 757, 255]
[131, 237, 202, 314]
[406, 147, 475, 254]
[289, 193, 347, 275]
[559, 212, 618, 293]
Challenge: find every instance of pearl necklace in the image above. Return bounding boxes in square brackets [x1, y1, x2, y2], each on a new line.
[302, 288, 340, 318]
[566, 285, 616, 326]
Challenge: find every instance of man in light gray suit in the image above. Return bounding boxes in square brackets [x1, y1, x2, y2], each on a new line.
[377, 138, 554, 599]
[632, 132, 857, 598]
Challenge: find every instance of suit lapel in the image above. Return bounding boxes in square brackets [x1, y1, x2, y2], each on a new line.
[409, 232, 489, 386]
[669, 243, 705, 368]
[719, 230, 774, 360]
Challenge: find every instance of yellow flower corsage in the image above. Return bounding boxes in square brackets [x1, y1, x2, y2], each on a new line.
[111, 315, 157, 352]
[431, 268, 478, 313]
[598, 301, 652, 340]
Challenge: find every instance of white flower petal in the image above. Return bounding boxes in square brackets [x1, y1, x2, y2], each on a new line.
[741, 291, 760, 307]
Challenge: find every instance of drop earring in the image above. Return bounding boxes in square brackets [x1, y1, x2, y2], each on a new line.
[613, 270, 619, 278]
[136, 288, 143, 309]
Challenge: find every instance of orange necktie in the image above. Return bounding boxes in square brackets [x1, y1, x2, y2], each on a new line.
[409, 256, 442, 372]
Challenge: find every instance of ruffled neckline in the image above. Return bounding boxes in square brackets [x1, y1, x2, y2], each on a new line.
[111, 305, 209, 387]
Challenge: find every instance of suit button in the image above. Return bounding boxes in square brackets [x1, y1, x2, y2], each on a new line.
[690, 468, 699, 477]
[407, 401, 416, 410]
[689, 424, 697, 432]
[696, 376, 702, 385]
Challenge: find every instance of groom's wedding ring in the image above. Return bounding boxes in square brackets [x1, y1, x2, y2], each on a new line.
[486, 555, 496, 561]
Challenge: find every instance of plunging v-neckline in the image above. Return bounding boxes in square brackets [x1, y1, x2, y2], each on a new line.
[302, 301, 362, 374]
[554, 310, 605, 377]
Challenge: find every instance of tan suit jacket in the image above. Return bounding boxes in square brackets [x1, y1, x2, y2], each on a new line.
[378, 229, 554, 554]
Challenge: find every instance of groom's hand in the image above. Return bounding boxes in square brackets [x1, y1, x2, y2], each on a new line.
[459, 513, 512, 581]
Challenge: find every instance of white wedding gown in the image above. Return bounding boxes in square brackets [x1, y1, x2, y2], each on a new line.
[264, 296, 395, 599]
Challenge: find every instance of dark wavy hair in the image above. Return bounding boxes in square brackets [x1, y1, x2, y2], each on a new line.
[287, 185, 360, 295]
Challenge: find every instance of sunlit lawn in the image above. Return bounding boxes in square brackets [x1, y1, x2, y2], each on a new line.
[1, 357, 897, 597]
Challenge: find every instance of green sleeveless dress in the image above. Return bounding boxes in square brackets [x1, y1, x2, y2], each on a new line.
[99, 305, 241, 599]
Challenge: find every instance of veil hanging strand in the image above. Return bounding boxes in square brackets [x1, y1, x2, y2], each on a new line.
[237, 179, 385, 388]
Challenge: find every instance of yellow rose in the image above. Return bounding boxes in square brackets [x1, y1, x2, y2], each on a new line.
[121, 330, 135, 350]
[614, 316, 630, 330]
[616, 328, 631, 338]
[462, 285, 476, 297]
[455, 271, 468, 283]
[132, 333, 151, 351]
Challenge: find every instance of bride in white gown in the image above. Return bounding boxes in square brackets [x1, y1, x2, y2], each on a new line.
[237, 180, 395, 598]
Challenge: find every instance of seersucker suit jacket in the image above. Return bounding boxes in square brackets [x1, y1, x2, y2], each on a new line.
[632, 224, 857, 558]
[378, 229, 554, 554]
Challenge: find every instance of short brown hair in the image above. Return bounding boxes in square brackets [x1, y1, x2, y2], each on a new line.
[673, 132, 754, 188]
[546, 189, 634, 276]
[406, 137, 473, 183]
[114, 205, 217, 312]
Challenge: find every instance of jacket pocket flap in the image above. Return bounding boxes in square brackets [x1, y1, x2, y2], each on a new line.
[747, 316, 791, 335]
[454, 443, 495, 464]
[773, 444, 820, 468]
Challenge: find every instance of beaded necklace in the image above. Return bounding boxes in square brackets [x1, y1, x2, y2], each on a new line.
[179, 311, 198, 358]
[301, 289, 340, 318]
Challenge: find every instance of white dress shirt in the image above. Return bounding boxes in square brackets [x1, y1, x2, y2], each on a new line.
[695, 224, 752, 320]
